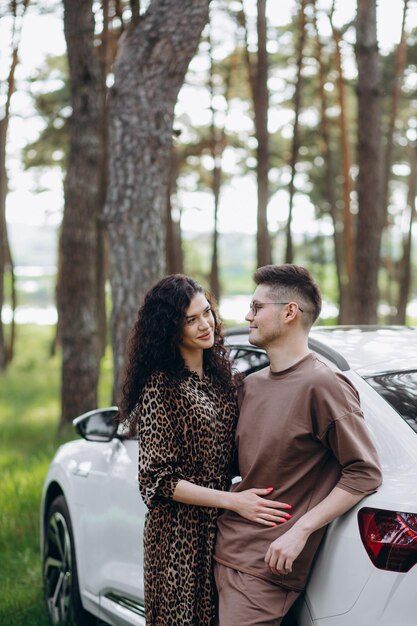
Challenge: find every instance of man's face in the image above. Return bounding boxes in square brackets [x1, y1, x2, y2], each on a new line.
[245, 284, 286, 348]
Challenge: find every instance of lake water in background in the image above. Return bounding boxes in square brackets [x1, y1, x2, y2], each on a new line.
[6, 266, 404, 326]
[3, 267, 254, 325]
[1, 296, 250, 326]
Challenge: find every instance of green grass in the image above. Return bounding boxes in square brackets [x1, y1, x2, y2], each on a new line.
[0, 324, 112, 626]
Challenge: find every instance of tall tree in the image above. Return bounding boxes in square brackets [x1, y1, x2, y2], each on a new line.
[104, 0, 211, 397]
[208, 23, 237, 301]
[329, 1, 354, 310]
[393, 139, 417, 324]
[285, 0, 307, 264]
[351, 0, 383, 323]
[239, 0, 272, 267]
[165, 144, 183, 275]
[96, 0, 111, 359]
[382, 0, 409, 219]
[59, 0, 106, 429]
[208, 30, 222, 301]
[0, 0, 29, 371]
[312, 2, 345, 317]
[254, 0, 271, 267]
[382, 0, 409, 318]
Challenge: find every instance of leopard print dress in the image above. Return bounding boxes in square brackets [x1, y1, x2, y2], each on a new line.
[137, 369, 239, 626]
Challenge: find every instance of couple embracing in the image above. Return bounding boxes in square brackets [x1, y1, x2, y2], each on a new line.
[117, 264, 382, 626]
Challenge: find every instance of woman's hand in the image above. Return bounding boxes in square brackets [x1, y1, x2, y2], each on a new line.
[229, 488, 292, 526]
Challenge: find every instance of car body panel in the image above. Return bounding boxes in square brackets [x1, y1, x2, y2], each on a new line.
[41, 438, 145, 623]
[310, 326, 417, 375]
[41, 326, 417, 625]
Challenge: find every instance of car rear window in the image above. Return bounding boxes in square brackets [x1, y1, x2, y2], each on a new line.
[365, 371, 417, 434]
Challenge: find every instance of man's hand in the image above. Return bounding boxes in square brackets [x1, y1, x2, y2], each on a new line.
[264, 525, 309, 575]
[264, 487, 367, 575]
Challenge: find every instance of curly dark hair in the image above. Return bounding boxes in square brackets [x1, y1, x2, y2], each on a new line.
[117, 274, 234, 428]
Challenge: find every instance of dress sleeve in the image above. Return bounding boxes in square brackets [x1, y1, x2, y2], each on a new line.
[137, 374, 184, 508]
[316, 373, 383, 496]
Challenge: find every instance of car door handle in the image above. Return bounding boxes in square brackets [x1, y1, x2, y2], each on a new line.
[69, 460, 92, 477]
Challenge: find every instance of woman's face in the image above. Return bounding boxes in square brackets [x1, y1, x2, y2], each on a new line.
[180, 292, 215, 353]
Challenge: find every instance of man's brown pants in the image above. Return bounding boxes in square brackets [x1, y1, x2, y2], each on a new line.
[214, 563, 300, 626]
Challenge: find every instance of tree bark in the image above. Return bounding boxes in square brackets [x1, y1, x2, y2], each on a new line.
[239, 0, 272, 268]
[285, 0, 307, 264]
[351, 0, 383, 323]
[329, 2, 354, 300]
[0, 118, 9, 371]
[165, 146, 183, 274]
[312, 3, 346, 322]
[96, 0, 110, 359]
[393, 141, 417, 324]
[382, 0, 408, 219]
[104, 0, 210, 397]
[208, 25, 221, 301]
[254, 0, 271, 268]
[59, 0, 106, 429]
[208, 25, 237, 300]
[383, 0, 408, 319]
[0, 1, 28, 370]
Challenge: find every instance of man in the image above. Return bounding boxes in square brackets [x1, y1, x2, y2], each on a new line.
[214, 264, 382, 626]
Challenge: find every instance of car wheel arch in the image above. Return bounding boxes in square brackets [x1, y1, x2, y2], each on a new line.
[43, 481, 64, 526]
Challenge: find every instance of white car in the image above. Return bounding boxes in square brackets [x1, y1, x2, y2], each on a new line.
[41, 326, 417, 626]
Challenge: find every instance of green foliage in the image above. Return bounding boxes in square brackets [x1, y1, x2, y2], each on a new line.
[0, 324, 112, 625]
[22, 54, 70, 172]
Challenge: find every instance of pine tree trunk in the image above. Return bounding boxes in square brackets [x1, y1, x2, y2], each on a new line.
[209, 154, 221, 301]
[165, 147, 183, 275]
[0, 119, 9, 371]
[330, 5, 354, 293]
[104, 0, 210, 398]
[383, 0, 408, 316]
[255, 0, 271, 268]
[59, 0, 106, 429]
[96, 0, 111, 360]
[394, 142, 417, 324]
[208, 25, 221, 301]
[0, 2, 28, 371]
[382, 0, 408, 218]
[351, 0, 383, 323]
[312, 4, 347, 323]
[239, 0, 272, 267]
[285, 0, 306, 264]
[0, 119, 17, 368]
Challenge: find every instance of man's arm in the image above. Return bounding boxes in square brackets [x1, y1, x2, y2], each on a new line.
[264, 486, 364, 574]
[265, 373, 382, 575]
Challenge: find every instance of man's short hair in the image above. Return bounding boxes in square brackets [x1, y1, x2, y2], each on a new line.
[254, 264, 322, 327]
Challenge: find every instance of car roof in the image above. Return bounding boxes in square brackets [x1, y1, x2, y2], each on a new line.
[225, 325, 417, 377]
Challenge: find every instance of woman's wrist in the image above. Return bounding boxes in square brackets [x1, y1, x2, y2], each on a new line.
[220, 490, 236, 512]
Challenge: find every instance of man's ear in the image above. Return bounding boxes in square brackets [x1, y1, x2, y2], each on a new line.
[285, 303, 299, 322]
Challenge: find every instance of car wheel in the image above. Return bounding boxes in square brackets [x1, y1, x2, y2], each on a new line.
[43, 495, 94, 626]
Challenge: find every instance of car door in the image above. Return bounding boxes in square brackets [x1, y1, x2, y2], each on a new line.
[71, 436, 146, 624]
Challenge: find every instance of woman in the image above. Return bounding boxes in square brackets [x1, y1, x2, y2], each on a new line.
[118, 275, 289, 626]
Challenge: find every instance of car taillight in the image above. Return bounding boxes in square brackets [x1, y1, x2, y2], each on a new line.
[358, 507, 417, 572]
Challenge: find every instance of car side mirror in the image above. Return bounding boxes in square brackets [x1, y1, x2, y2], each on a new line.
[73, 407, 119, 442]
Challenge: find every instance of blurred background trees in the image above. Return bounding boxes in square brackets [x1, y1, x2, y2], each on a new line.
[0, 0, 29, 370]
[1, 0, 417, 427]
